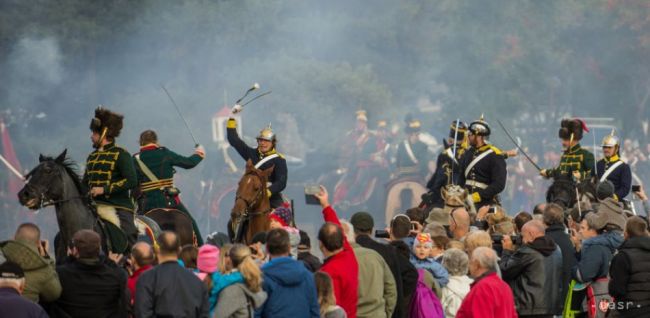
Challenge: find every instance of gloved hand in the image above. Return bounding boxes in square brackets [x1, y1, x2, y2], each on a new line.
[231, 104, 243, 114]
[195, 145, 206, 158]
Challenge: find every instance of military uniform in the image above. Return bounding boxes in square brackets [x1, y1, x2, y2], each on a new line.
[395, 139, 428, 178]
[133, 144, 204, 245]
[459, 144, 507, 209]
[426, 121, 469, 206]
[227, 118, 288, 208]
[595, 131, 631, 201]
[543, 118, 595, 181]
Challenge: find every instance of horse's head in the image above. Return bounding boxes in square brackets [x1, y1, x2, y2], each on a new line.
[546, 174, 576, 209]
[18, 149, 73, 209]
[231, 160, 274, 218]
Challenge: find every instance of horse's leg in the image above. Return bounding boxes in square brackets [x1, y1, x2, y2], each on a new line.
[53, 232, 66, 265]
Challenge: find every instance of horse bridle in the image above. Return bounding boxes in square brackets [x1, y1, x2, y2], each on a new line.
[24, 166, 84, 209]
[233, 171, 271, 221]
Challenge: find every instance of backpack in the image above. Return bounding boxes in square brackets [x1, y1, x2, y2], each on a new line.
[409, 268, 444, 318]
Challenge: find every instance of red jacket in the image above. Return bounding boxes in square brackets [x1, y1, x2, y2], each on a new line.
[456, 272, 518, 318]
[320, 206, 359, 318]
[127, 265, 152, 304]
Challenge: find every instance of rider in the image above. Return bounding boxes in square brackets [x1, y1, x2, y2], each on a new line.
[458, 115, 508, 209]
[394, 116, 429, 180]
[227, 117, 288, 209]
[596, 130, 632, 201]
[540, 118, 595, 181]
[426, 120, 469, 207]
[133, 130, 206, 245]
[83, 107, 138, 246]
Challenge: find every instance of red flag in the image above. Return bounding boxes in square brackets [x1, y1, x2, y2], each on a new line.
[1, 120, 23, 195]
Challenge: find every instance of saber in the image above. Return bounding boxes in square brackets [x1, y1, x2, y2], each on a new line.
[496, 119, 542, 171]
[0, 153, 24, 180]
[160, 84, 199, 147]
[236, 83, 260, 105]
[241, 91, 271, 106]
[451, 119, 460, 184]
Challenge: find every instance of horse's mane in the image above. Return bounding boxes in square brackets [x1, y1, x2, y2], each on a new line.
[41, 156, 87, 197]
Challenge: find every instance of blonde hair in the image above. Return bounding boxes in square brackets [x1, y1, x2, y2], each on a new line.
[314, 271, 336, 316]
[218, 244, 233, 274]
[464, 230, 492, 255]
[230, 244, 263, 292]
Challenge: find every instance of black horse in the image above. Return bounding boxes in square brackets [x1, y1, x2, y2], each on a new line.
[17, 150, 160, 260]
[546, 174, 597, 209]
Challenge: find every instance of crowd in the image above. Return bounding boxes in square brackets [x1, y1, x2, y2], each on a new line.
[2, 182, 650, 318]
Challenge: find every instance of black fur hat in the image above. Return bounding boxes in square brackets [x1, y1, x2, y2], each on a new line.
[90, 107, 124, 138]
[558, 118, 587, 141]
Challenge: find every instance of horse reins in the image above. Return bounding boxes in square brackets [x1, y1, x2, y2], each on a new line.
[233, 172, 271, 222]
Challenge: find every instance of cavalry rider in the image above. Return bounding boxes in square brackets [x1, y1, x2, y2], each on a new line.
[227, 117, 288, 209]
[540, 118, 595, 181]
[426, 120, 469, 207]
[133, 130, 206, 245]
[394, 116, 429, 180]
[458, 115, 508, 209]
[596, 130, 631, 201]
[83, 107, 138, 246]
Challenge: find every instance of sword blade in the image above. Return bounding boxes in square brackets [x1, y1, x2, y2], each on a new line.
[160, 84, 199, 147]
[496, 119, 542, 172]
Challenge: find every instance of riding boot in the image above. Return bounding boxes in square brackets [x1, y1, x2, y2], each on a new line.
[116, 209, 138, 249]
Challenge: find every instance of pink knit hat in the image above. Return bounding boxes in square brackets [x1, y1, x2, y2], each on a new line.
[197, 244, 220, 274]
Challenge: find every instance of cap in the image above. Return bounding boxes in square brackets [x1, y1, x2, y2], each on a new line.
[0, 261, 24, 279]
[350, 212, 375, 232]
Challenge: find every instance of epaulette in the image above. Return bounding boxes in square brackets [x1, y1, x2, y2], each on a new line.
[488, 146, 503, 156]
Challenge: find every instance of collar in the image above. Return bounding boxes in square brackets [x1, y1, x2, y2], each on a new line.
[132, 264, 153, 277]
[259, 148, 277, 157]
[605, 154, 620, 163]
[140, 144, 159, 151]
[470, 271, 496, 287]
[477, 144, 491, 153]
[566, 143, 581, 154]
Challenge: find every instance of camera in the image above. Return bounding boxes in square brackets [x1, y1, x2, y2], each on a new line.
[375, 229, 390, 239]
[491, 234, 522, 246]
[304, 184, 321, 205]
[632, 184, 641, 192]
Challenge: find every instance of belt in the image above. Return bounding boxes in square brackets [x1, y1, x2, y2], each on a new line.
[140, 178, 174, 192]
[466, 180, 488, 190]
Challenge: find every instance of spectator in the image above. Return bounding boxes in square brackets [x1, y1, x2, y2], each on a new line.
[440, 248, 473, 318]
[197, 244, 244, 316]
[340, 219, 397, 318]
[315, 186, 359, 318]
[430, 235, 449, 262]
[127, 242, 154, 304]
[410, 233, 449, 287]
[633, 185, 649, 216]
[596, 181, 628, 232]
[53, 229, 128, 317]
[572, 212, 623, 284]
[447, 240, 465, 251]
[513, 211, 533, 234]
[205, 232, 230, 248]
[456, 247, 517, 318]
[500, 220, 563, 317]
[388, 214, 413, 246]
[214, 244, 267, 318]
[259, 228, 319, 318]
[249, 232, 268, 264]
[268, 206, 301, 258]
[351, 211, 415, 318]
[449, 208, 471, 241]
[298, 230, 322, 272]
[405, 207, 427, 230]
[533, 203, 546, 217]
[543, 203, 577, 307]
[463, 230, 492, 256]
[423, 222, 447, 238]
[135, 231, 208, 318]
[219, 244, 234, 274]
[314, 271, 346, 318]
[0, 261, 48, 318]
[179, 244, 198, 269]
[609, 216, 650, 317]
[0, 222, 61, 303]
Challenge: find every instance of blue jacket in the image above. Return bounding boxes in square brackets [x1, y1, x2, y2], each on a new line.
[257, 256, 320, 318]
[573, 231, 623, 283]
[410, 255, 449, 287]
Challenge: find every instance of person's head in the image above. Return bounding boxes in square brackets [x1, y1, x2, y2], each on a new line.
[14, 223, 41, 246]
[442, 248, 469, 277]
[298, 230, 311, 253]
[390, 214, 411, 240]
[70, 229, 101, 259]
[413, 233, 433, 260]
[269, 207, 292, 229]
[318, 222, 344, 257]
[513, 212, 533, 233]
[0, 261, 26, 294]
[355, 110, 368, 131]
[521, 220, 546, 244]
[229, 244, 262, 292]
[249, 231, 267, 257]
[543, 203, 565, 227]
[624, 216, 649, 240]
[533, 203, 546, 216]
[90, 107, 123, 148]
[139, 130, 158, 146]
[131, 242, 155, 271]
[350, 211, 374, 236]
[596, 181, 615, 201]
[601, 133, 620, 158]
[218, 244, 233, 274]
[339, 219, 355, 244]
[449, 208, 470, 239]
[468, 117, 490, 147]
[405, 207, 427, 227]
[314, 271, 337, 315]
[266, 228, 291, 258]
[447, 240, 465, 251]
[464, 230, 492, 256]
[179, 244, 198, 269]
[156, 231, 181, 261]
[580, 213, 604, 240]
[431, 235, 450, 258]
[468, 246, 498, 279]
[256, 125, 276, 153]
[196, 244, 220, 274]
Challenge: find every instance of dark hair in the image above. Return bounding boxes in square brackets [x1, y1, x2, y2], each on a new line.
[405, 207, 427, 226]
[179, 245, 198, 269]
[132, 243, 155, 267]
[390, 215, 411, 239]
[72, 229, 101, 259]
[431, 235, 450, 249]
[251, 231, 267, 245]
[626, 216, 649, 238]
[514, 212, 533, 233]
[266, 228, 291, 256]
[318, 222, 344, 252]
[139, 130, 158, 146]
[15, 223, 41, 245]
[157, 231, 180, 256]
[543, 203, 565, 226]
[533, 203, 545, 215]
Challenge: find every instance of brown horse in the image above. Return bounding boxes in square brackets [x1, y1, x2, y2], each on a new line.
[230, 160, 273, 244]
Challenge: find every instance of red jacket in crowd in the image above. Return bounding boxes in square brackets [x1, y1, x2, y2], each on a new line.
[127, 265, 152, 304]
[456, 271, 518, 318]
[320, 205, 359, 318]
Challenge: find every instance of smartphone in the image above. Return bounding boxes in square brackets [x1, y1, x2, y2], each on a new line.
[304, 184, 321, 205]
[632, 185, 641, 192]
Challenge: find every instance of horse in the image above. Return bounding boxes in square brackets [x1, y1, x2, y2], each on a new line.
[229, 160, 273, 244]
[546, 174, 597, 209]
[17, 150, 160, 260]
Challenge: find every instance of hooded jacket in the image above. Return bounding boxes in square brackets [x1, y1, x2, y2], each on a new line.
[597, 197, 627, 231]
[574, 231, 623, 283]
[441, 275, 473, 318]
[0, 240, 61, 303]
[215, 283, 267, 318]
[257, 256, 319, 318]
[609, 236, 650, 317]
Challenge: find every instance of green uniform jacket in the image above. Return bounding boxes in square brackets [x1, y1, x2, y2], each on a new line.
[546, 143, 595, 180]
[83, 142, 137, 211]
[133, 145, 203, 213]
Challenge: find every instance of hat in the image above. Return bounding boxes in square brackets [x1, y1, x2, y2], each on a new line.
[468, 114, 491, 136]
[413, 233, 433, 248]
[449, 120, 468, 140]
[559, 118, 588, 141]
[90, 107, 124, 139]
[197, 244, 220, 274]
[356, 110, 368, 122]
[350, 212, 374, 232]
[404, 115, 422, 134]
[597, 181, 615, 201]
[205, 232, 230, 248]
[269, 207, 292, 227]
[584, 212, 608, 231]
[0, 261, 24, 279]
[298, 230, 311, 249]
[601, 129, 619, 148]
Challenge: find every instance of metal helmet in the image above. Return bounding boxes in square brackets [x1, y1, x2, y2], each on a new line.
[448, 120, 468, 140]
[601, 129, 619, 147]
[356, 110, 368, 122]
[468, 114, 491, 136]
[256, 123, 276, 142]
[405, 118, 421, 134]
